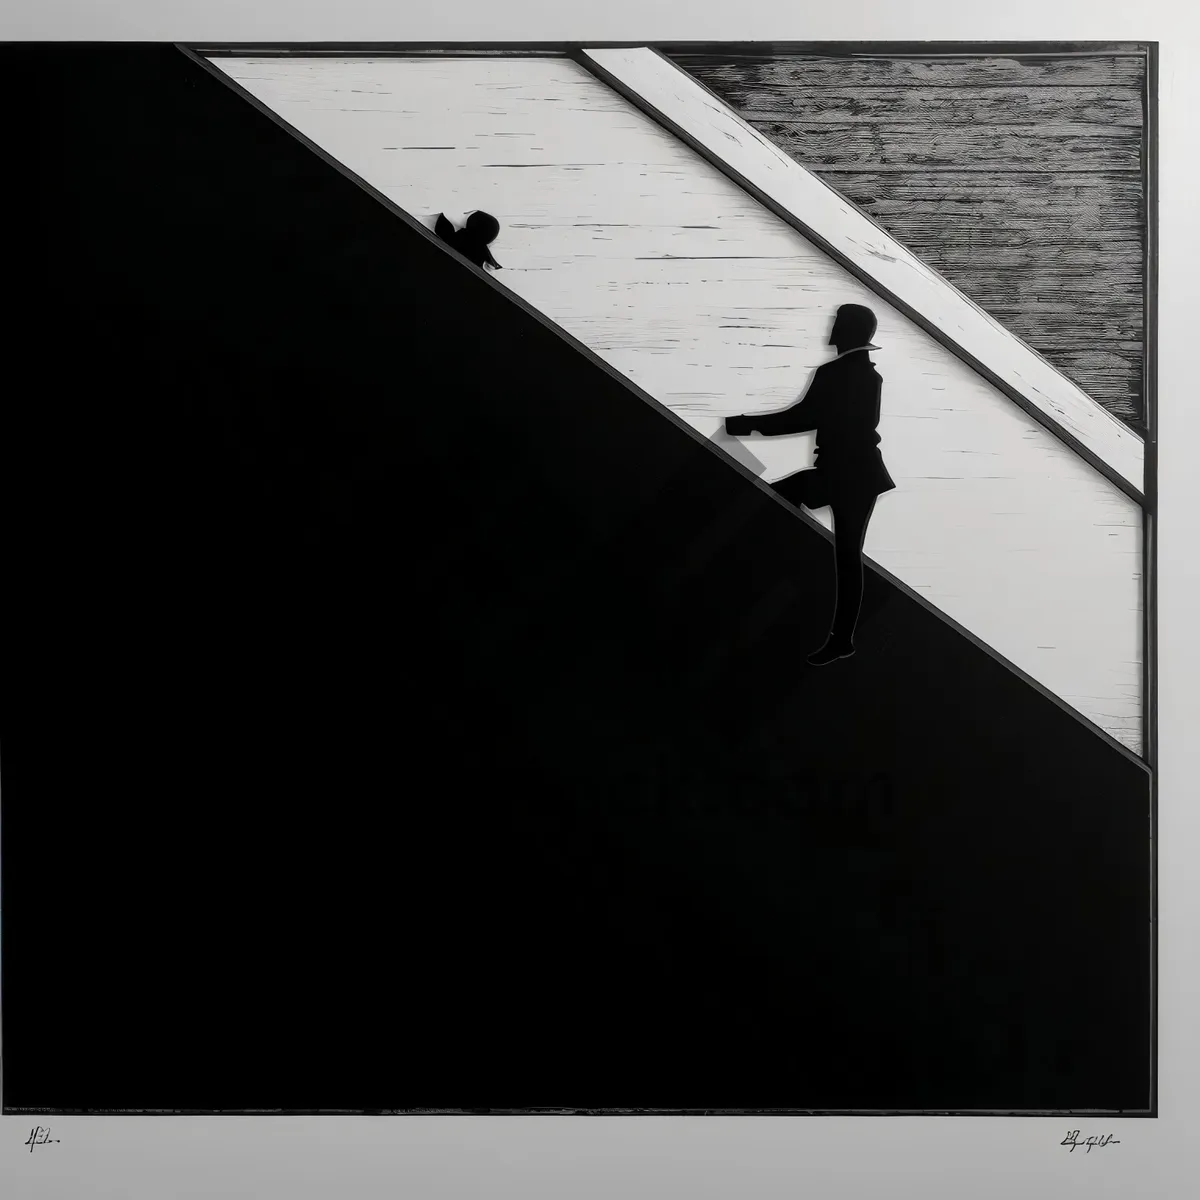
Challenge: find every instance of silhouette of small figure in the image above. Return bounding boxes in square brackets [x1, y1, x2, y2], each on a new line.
[434, 210, 502, 270]
[726, 303, 895, 666]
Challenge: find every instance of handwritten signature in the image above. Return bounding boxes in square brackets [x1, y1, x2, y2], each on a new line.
[25, 1127, 60, 1152]
[1062, 1130, 1120, 1153]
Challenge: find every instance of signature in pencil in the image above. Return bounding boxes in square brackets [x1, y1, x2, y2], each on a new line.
[1061, 1130, 1120, 1153]
[26, 1126, 60, 1152]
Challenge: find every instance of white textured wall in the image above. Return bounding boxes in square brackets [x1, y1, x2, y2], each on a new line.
[216, 55, 1144, 753]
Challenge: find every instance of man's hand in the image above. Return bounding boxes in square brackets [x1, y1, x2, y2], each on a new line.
[725, 415, 755, 436]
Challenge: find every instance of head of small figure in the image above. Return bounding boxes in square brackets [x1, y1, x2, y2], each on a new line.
[829, 304, 878, 354]
[465, 211, 501, 244]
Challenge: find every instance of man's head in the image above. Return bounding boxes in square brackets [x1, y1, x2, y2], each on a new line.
[829, 304, 879, 353]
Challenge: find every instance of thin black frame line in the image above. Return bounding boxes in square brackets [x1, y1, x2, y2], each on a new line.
[178, 43, 1151, 775]
[573, 46, 1147, 508]
[189, 41, 1150, 58]
[0, 41, 1156, 1126]
[812, 168, 1142, 175]
[194, 47, 571, 58]
[7, 1105, 1155, 1117]
[1143, 41, 1160, 1120]
[0, 669, 5, 1114]
[662, 47, 1153, 61]
[15, 42, 1139, 1125]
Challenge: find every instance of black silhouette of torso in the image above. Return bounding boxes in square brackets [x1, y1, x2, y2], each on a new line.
[753, 349, 894, 501]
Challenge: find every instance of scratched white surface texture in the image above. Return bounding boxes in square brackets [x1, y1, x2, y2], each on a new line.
[215, 55, 1143, 752]
[585, 47, 1146, 497]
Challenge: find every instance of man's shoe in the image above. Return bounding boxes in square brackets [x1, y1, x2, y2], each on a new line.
[807, 638, 855, 666]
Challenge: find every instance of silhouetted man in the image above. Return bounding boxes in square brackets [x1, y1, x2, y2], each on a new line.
[434, 210, 502, 270]
[726, 304, 895, 666]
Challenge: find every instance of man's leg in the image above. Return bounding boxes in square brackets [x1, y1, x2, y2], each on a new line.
[771, 471, 876, 662]
[809, 494, 876, 664]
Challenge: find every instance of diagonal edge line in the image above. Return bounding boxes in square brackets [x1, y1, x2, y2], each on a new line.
[784, 504, 1149, 772]
[175, 50, 762, 496]
[575, 46, 1147, 508]
[179, 45, 1149, 773]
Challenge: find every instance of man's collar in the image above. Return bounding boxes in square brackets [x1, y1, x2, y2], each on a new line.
[831, 344, 880, 361]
